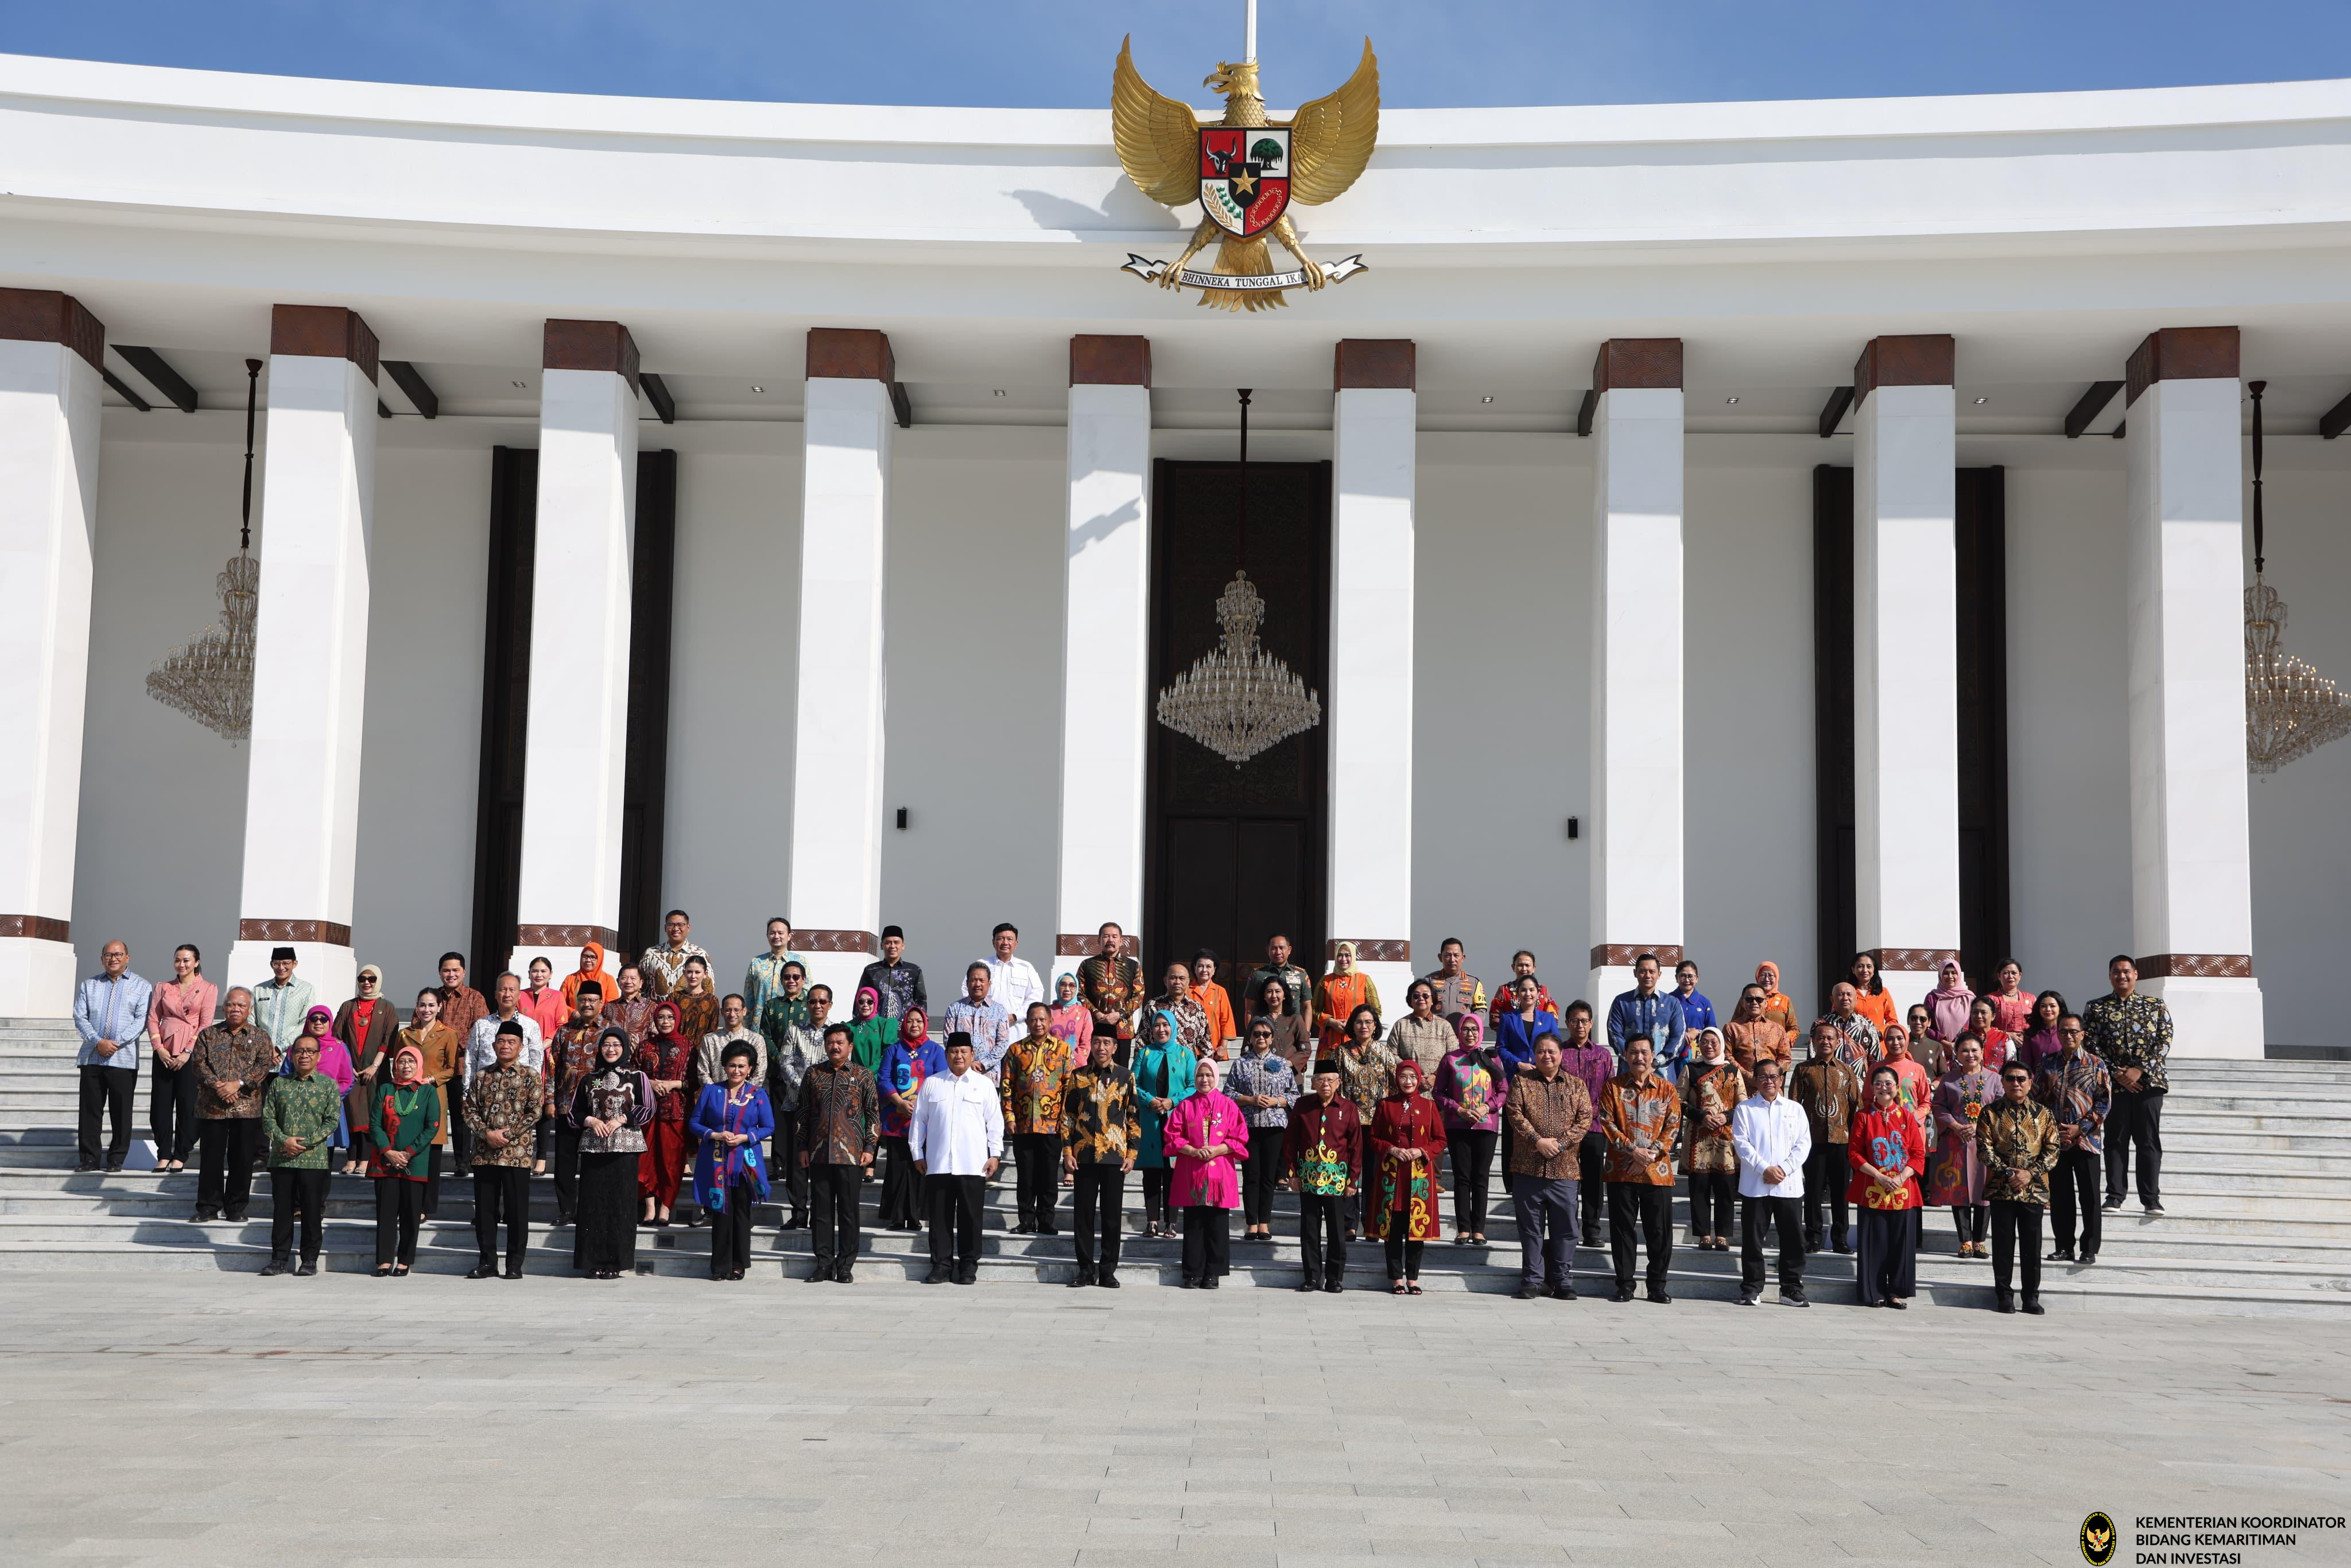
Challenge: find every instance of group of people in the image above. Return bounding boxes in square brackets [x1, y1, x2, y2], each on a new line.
[69, 914, 2174, 1310]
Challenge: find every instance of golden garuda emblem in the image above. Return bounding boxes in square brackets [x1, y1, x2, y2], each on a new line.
[1112, 35, 1378, 312]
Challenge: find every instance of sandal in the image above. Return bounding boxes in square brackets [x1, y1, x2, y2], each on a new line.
[1391, 1280, 1408, 1295]
[1407, 1283, 1423, 1296]
[374, 1264, 393, 1278]
[392, 1264, 410, 1278]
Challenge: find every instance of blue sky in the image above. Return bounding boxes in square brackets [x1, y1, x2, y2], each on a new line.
[7, 1, 2351, 108]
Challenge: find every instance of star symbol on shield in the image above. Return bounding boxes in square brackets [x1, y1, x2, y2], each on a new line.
[1232, 169, 1257, 196]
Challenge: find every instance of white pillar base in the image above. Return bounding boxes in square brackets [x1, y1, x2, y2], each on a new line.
[0, 936, 77, 1016]
[1358, 961, 1416, 1027]
[225, 940, 356, 1007]
[1875, 968, 1938, 1021]
[798, 952, 876, 1011]
[2146, 976, 2265, 1059]
[1586, 965, 1634, 1018]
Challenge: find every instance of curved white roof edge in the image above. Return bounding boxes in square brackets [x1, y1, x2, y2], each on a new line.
[5, 51, 2350, 149]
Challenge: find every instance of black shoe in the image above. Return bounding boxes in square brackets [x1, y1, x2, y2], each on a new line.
[923, 1269, 949, 1284]
[1202, 1278, 1219, 1290]
[1302, 1280, 1324, 1294]
[1515, 1283, 1543, 1300]
[1804, 1233, 1825, 1253]
[104, 1165, 123, 1174]
[1832, 1240, 1853, 1255]
[1179, 1279, 1198, 1290]
[1580, 1231, 1599, 1248]
[1782, 1291, 1810, 1308]
[953, 1271, 976, 1286]
[1323, 1282, 1344, 1294]
[74, 1163, 98, 1174]
[1012, 1222, 1037, 1235]
[224, 1209, 248, 1224]
[467, 1263, 498, 1279]
[1737, 1291, 1759, 1306]
[1995, 1293, 2016, 1314]
[807, 1264, 833, 1283]
[836, 1266, 855, 1284]
[1646, 1289, 1673, 1305]
[259, 1262, 288, 1277]
[783, 1214, 807, 1231]
[1039, 1225, 1060, 1237]
[2047, 1247, 2075, 1262]
[2022, 1297, 2046, 1315]
[2100, 1197, 2122, 1211]
[1097, 1273, 1120, 1288]
[295, 1261, 318, 1276]
[1885, 1297, 1908, 1310]
[1550, 1285, 1577, 1302]
[502, 1265, 523, 1279]
[1072, 1269, 1097, 1289]
[191, 1209, 218, 1224]
[2143, 1205, 2164, 1218]
[2078, 1252, 2097, 1267]
[1612, 1288, 1635, 1303]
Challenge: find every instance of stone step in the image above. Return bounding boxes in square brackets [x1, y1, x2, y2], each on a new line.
[2164, 1112, 2351, 1136]
[2167, 1131, 2351, 1154]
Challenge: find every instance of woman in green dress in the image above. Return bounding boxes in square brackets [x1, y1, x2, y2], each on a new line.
[362, 1043, 442, 1277]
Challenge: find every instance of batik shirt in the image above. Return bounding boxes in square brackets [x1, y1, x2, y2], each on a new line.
[465, 1062, 543, 1169]
[637, 941, 711, 1000]
[856, 959, 927, 1022]
[1977, 1096, 2060, 1208]
[1147, 993, 1213, 1059]
[1790, 1058, 1862, 1147]
[601, 996, 655, 1049]
[1598, 1073, 1682, 1185]
[2081, 992, 2172, 1093]
[545, 1023, 604, 1116]
[1814, 1012, 1879, 1084]
[261, 1071, 341, 1169]
[1333, 1041, 1400, 1128]
[740, 951, 806, 1029]
[1076, 954, 1145, 1041]
[1224, 1051, 1297, 1130]
[1060, 1064, 1140, 1166]
[192, 1022, 280, 1119]
[794, 1059, 879, 1165]
[999, 1033, 1074, 1136]
[2034, 1050, 2112, 1156]
[941, 995, 1017, 1077]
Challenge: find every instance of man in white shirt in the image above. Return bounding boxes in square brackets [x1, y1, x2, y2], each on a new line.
[910, 1032, 1003, 1285]
[463, 972, 545, 1088]
[983, 922, 1046, 1027]
[1730, 1058, 1813, 1307]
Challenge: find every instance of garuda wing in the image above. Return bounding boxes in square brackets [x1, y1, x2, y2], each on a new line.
[1282, 39, 1379, 206]
[1111, 36, 1201, 207]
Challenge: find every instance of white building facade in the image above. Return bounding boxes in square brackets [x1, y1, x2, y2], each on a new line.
[5, 55, 2350, 1053]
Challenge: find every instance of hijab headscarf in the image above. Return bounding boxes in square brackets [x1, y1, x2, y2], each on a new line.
[650, 1000, 685, 1045]
[899, 1006, 929, 1047]
[389, 1043, 424, 1087]
[561, 943, 613, 1009]
[849, 987, 896, 1076]
[1454, 1012, 1485, 1052]
[1694, 1026, 1727, 1064]
[592, 1026, 633, 1079]
[1389, 1057, 1426, 1099]
[290, 1005, 355, 1092]
[1924, 960, 1974, 1042]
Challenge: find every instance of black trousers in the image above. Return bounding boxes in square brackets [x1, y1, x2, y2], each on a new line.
[551, 1125, 582, 1221]
[1446, 1128, 1496, 1235]
[374, 1178, 424, 1266]
[1689, 1169, 1737, 1237]
[1141, 1167, 1172, 1226]
[1607, 1182, 1673, 1293]
[925, 1173, 986, 1278]
[1855, 1206, 1917, 1303]
[2050, 1147, 2102, 1256]
[2105, 1087, 2164, 1207]
[1384, 1233, 1424, 1282]
[808, 1162, 862, 1269]
[1243, 1127, 1287, 1226]
[1991, 1199, 2044, 1300]
[1072, 1165, 1125, 1275]
[1012, 1133, 1060, 1229]
[1802, 1140, 1850, 1243]
[770, 1113, 806, 1218]
[1577, 1130, 1607, 1237]
[149, 1058, 200, 1162]
[1739, 1193, 1807, 1294]
[710, 1175, 757, 1276]
[1181, 1205, 1231, 1283]
[1299, 1193, 1347, 1287]
[196, 1117, 261, 1214]
[77, 1065, 135, 1168]
[268, 1167, 329, 1264]
[472, 1165, 531, 1270]
[1952, 1204, 1989, 1244]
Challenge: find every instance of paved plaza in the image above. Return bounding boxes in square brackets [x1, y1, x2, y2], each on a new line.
[3, 1274, 2348, 1567]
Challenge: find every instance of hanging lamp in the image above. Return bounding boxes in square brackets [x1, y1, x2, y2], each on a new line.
[146, 358, 262, 744]
[2243, 379, 2351, 774]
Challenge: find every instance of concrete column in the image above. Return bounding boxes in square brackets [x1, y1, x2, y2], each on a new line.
[0, 291, 103, 1015]
[226, 306, 379, 1001]
[787, 329, 895, 1003]
[1052, 336, 1152, 987]
[1852, 335, 1960, 1016]
[508, 321, 641, 981]
[2123, 327, 2263, 1057]
[1586, 340, 1686, 1007]
[1327, 340, 1417, 1008]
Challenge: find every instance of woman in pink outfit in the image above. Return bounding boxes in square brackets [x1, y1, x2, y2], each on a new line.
[148, 945, 219, 1174]
[1165, 1055, 1250, 1288]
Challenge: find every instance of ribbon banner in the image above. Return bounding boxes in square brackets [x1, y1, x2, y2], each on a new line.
[1121, 253, 1369, 292]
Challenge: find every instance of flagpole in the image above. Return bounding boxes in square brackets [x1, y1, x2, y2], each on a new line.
[1245, 0, 1256, 63]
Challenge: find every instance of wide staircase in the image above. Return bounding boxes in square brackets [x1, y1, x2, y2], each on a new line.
[2, 1018, 2345, 1314]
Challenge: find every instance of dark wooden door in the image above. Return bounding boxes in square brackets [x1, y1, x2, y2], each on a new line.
[1145, 459, 1330, 985]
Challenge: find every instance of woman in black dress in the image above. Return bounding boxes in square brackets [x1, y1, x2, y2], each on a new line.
[568, 1027, 654, 1279]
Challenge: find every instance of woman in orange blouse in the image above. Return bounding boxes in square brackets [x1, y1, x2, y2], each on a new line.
[1845, 952, 1899, 1035]
[1191, 950, 1239, 1060]
[1314, 943, 1383, 1054]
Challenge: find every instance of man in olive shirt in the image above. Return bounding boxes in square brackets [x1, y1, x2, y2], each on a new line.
[1505, 1034, 1595, 1301]
[259, 1035, 340, 1276]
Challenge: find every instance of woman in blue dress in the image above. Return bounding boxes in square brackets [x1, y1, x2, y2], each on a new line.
[689, 1041, 772, 1281]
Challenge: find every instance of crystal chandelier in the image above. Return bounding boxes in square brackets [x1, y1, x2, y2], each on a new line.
[2244, 380, 2351, 775]
[1155, 390, 1321, 766]
[147, 358, 262, 744]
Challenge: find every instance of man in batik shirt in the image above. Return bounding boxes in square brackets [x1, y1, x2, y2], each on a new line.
[1599, 1039, 1683, 1303]
[1979, 1060, 2060, 1314]
[1000, 1002, 1074, 1236]
[742, 917, 805, 1029]
[638, 908, 711, 1000]
[856, 926, 926, 1022]
[795, 1023, 878, 1282]
[1148, 962, 1213, 1060]
[942, 962, 1017, 1082]
[1060, 1031, 1139, 1288]
[544, 984, 606, 1225]
[1076, 923, 1145, 1065]
[2034, 1012, 2111, 1264]
[2082, 955, 2171, 1217]
[1814, 983, 1879, 1084]
[464, 1023, 541, 1279]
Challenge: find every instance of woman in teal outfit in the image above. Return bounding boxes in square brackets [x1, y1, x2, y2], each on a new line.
[1130, 1008, 1197, 1239]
